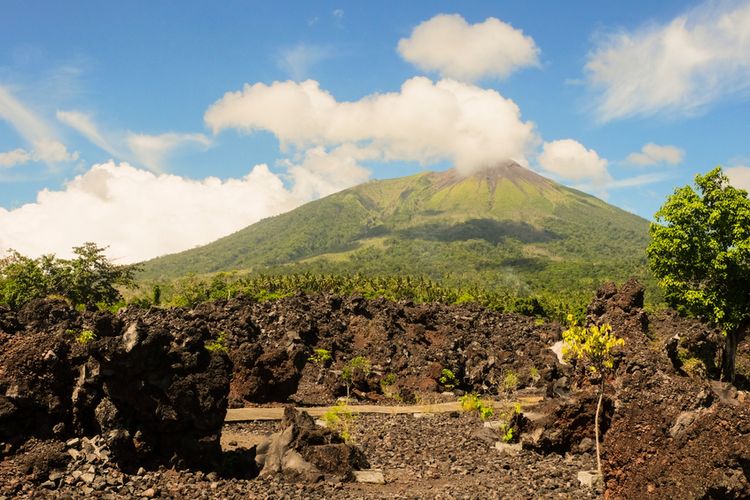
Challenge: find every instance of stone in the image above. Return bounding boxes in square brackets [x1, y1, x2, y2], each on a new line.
[494, 441, 523, 455]
[353, 469, 385, 484]
[142, 487, 156, 497]
[81, 472, 95, 484]
[577, 470, 602, 488]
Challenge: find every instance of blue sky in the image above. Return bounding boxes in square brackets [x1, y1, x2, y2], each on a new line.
[1, 0, 749, 262]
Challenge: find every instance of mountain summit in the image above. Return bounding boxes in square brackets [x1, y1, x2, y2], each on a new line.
[140, 163, 650, 292]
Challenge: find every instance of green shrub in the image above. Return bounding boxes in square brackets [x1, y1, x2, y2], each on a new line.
[205, 331, 228, 353]
[439, 368, 457, 390]
[322, 402, 356, 443]
[308, 348, 332, 365]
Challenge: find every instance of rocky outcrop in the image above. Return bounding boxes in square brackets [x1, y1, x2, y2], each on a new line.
[0, 299, 232, 470]
[255, 407, 368, 481]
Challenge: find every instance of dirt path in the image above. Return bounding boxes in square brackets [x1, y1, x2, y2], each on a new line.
[224, 395, 544, 421]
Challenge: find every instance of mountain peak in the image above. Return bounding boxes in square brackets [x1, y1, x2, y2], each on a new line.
[431, 161, 554, 192]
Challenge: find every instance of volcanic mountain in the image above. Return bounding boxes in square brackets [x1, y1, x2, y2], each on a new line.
[139, 162, 651, 293]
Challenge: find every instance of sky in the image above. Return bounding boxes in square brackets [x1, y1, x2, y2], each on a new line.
[1, 0, 750, 263]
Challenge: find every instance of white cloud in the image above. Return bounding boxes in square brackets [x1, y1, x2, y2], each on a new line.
[0, 144, 374, 262]
[0, 86, 79, 165]
[31, 139, 79, 163]
[538, 139, 610, 182]
[586, 1, 750, 121]
[126, 132, 211, 172]
[278, 43, 331, 80]
[0, 149, 31, 168]
[726, 165, 750, 191]
[56, 110, 118, 156]
[0, 161, 314, 262]
[332, 9, 344, 23]
[205, 77, 537, 174]
[281, 144, 372, 200]
[625, 143, 685, 166]
[397, 14, 540, 81]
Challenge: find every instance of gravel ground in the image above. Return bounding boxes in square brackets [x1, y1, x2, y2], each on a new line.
[1, 411, 601, 499]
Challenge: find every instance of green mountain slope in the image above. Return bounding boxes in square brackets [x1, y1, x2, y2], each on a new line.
[140, 162, 651, 293]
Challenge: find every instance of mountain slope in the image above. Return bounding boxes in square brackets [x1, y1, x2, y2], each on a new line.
[140, 162, 651, 293]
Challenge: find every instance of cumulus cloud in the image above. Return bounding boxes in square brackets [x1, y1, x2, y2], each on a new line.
[205, 77, 537, 174]
[0, 149, 31, 168]
[0, 161, 306, 262]
[278, 43, 331, 80]
[57, 110, 119, 156]
[586, 1, 750, 121]
[538, 139, 610, 182]
[0, 152, 374, 262]
[126, 132, 211, 172]
[626, 143, 685, 166]
[281, 145, 373, 200]
[727, 165, 750, 192]
[397, 14, 540, 81]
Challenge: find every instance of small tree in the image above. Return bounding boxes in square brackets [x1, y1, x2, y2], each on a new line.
[647, 167, 750, 382]
[562, 315, 624, 477]
[341, 356, 371, 399]
[68, 242, 139, 306]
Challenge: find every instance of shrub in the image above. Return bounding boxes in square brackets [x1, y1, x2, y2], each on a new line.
[439, 368, 457, 390]
[308, 348, 332, 365]
[501, 369, 519, 396]
[205, 331, 228, 353]
[459, 393, 494, 420]
[322, 402, 356, 443]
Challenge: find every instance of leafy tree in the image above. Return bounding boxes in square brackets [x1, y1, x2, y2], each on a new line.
[67, 243, 139, 306]
[0, 251, 50, 308]
[647, 168, 750, 382]
[0, 243, 138, 308]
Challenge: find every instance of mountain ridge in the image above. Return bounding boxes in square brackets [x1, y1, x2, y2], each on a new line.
[139, 162, 650, 293]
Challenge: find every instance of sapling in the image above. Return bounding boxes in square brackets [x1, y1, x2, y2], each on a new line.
[562, 314, 624, 477]
[341, 355, 371, 399]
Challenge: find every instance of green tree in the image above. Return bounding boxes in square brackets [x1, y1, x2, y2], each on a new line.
[67, 242, 139, 306]
[0, 243, 138, 308]
[648, 167, 750, 382]
[0, 251, 50, 308]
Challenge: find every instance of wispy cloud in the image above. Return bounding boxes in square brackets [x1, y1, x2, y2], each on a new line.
[586, 1, 750, 121]
[277, 43, 332, 80]
[0, 149, 31, 168]
[625, 143, 684, 166]
[0, 86, 79, 166]
[56, 110, 119, 157]
[126, 132, 211, 172]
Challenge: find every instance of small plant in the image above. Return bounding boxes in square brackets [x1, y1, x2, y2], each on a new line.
[501, 426, 514, 443]
[529, 366, 540, 386]
[380, 373, 401, 401]
[501, 369, 519, 396]
[308, 348, 332, 365]
[322, 402, 356, 443]
[439, 368, 457, 390]
[341, 356, 371, 399]
[459, 393, 494, 420]
[562, 314, 624, 477]
[71, 329, 96, 345]
[205, 331, 228, 353]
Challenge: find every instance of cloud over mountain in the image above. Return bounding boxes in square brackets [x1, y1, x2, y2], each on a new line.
[205, 77, 538, 174]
